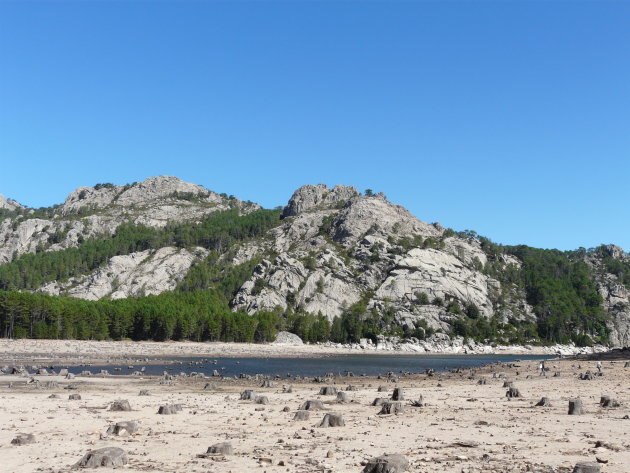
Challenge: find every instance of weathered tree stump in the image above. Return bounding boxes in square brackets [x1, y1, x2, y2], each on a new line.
[346, 385, 359, 391]
[254, 395, 269, 405]
[372, 397, 388, 406]
[138, 390, 150, 396]
[206, 442, 233, 455]
[362, 453, 409, 473]
[68, 394, 81, 400]
[158, 404, 181, 415]
[391, 388, 404, 401]
[336, 392, 349, 403]
[106, 421, 138, 436]
[580, 371, 595, 380]
[378, 401, 405, 415]
[572, 461, 601, 473]
[319, 386, 338, 395]
[535, 397, 552, 407]
[240, 389, 257, 400]
[503, 381, 514, 388]
[260, 380, 276, 388]
[410, 395, 424, 407]
[477, 378, 487, 385]
[568, 398, 584, 415]
[377, 386, 387, 392]
[600, 396, 620, 408]
[11, 433, 36, 445]
[318, 413, 345, 427]
[293, 410, 310, 421]
[109, 400, 131, 412]
[300, 400, 325, 410]
[75, 447, 128, 468]
[505, 387, 521, 398]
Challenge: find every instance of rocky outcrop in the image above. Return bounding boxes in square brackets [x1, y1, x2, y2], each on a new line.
[39, 246, 208, 300]
[0, 176, 256, 264]
[281, 184, 359, 218]
[0, 195, 23, 211]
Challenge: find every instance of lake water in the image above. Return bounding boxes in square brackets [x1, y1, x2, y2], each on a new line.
[64, 353, 549, 378]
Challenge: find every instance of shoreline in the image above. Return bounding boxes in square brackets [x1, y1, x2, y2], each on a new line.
[0, 338, 615, 366]
[1, 356, 628, 473]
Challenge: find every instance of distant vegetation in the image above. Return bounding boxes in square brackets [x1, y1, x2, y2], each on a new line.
[0, 204, 626, 345]
[0, 208, 281, 291]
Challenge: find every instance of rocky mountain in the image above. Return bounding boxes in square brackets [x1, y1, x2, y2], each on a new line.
[0, 177, 628, 347]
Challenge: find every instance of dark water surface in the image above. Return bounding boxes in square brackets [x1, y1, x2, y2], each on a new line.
[65, 354, 549, 378]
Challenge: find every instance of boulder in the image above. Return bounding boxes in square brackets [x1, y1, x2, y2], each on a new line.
[272, 331, 304, 345]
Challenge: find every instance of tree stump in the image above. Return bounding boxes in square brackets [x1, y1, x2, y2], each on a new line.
[336, 392, 349, 403]
[568, 398, 584, 415]
[11, 434, 36, 445]
[319, 386, 338, 395]
[75, 447, 128, 468]
[535, 397, 552, 407]
[378, 401, 405, 415]
[300, 400, 325, 410]
[372, 397, 388, 406]
[254, 395, 269, 405]
[106, 421, 139, 436]
[109, 400, 132, 412]
[600, 396, 620, 408]
[240, 389, 257, 400]
[410, 395, 424, 407]
[206, 442, 233, 455]
[362, 453, 409, 473]
[391, 388, 404, 401]
[505, 387, 521, 398]
[572, 462, 601, 473]
[318, 413, 345, 427]
[68, 394, 81, 400]
[293, 410, 310, 421]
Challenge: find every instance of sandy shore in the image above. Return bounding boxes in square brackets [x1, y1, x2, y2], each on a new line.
[0, 338, 605, 366]
[1, 356, 629, 473]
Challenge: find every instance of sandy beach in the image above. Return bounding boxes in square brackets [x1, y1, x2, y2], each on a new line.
[1, 348, 629, 473]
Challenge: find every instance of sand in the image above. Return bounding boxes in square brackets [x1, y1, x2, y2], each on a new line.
[1, 350, 629, 473]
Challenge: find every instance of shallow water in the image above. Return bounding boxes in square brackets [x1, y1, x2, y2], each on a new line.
[65, 353, 549, 378]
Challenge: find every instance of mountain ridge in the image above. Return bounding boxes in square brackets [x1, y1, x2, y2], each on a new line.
[0, 176, 628, 347]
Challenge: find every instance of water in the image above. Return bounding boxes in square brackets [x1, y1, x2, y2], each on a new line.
[62, 353, 549, 378]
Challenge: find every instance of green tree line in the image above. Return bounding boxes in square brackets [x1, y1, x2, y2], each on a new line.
[0, 208, 281, 291]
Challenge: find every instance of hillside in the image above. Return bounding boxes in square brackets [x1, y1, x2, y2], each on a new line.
[0, 177, 628, 347]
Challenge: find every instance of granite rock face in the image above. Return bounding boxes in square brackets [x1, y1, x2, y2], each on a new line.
[0, 194, 23, 211]
[0, 176, 255, 264]
[39, 246, 208, 300]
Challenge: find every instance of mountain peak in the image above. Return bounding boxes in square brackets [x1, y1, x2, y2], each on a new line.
[281, 184, 359, 218]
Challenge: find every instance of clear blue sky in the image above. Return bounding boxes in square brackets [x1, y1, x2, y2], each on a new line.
[1, 1, 628, 251]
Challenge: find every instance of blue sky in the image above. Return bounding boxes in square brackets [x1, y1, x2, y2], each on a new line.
[1, 1, 628, 251]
